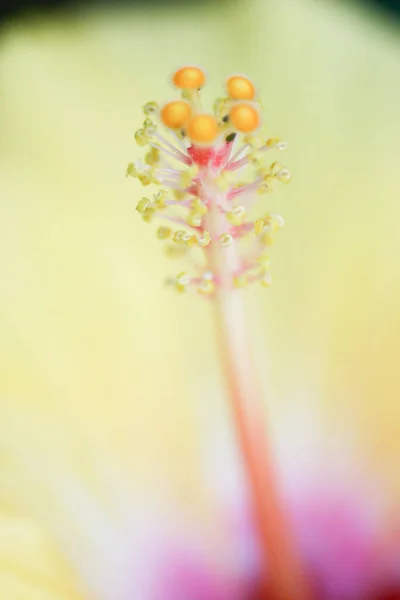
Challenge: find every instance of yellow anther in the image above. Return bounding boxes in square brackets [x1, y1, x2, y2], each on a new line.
[276, 168, 292, 183]
[197, 231, 211, 247]
[260, 273, 272, 287]
[143, 101, 159, 116]
[187, 114, 219, 145]
[230, 102, 260, 133]
[187, 211, 203, 227]
[137, 172, 152, 186]
[257, 180, 273, 195]
[145, 147, 160, 166]
[190, 198, 207, 216]
[198, 280, 214, 295]
[227, 205, 246, 226]
[161, 100, 192, 130]
[233, 274, 248, 288]
[219, 233, 234, 247]
[157, 226, 172, 240]
[255, 214, 283, 237]
[134, 128, 149, 146]
[266, 137, 288, 151]
[143, 120, 157, 139]
[173, 230, 189, 245]
[186, 234, 198, 248]
[266, 137, 280, 147]
[270, 213, 285, 228]
[254, 219, 264, 235]
[126, 163, 136, 178]
[260, 226, 275, 246]
[175, 271, 191, 292]
[226, 75, 256, 101]
[142, 207, 155, 222]
[136, 197, 150, 214]
[172, 65, 206, 90]
[153, 190, 167, 209]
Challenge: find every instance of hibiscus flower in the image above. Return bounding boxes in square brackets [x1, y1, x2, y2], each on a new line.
[0, 0, 399, 599]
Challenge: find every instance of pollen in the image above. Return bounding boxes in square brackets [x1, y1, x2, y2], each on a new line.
[219, 233, 234, 247]
[172, 66, 206, 90]
[186, 114, 219, 145]
[175, 272, 191, 292]
[226, 75, 255, 100]
[161, 100, 192, 130]
[187, 211, 203, 227]
[157, 226, 172, 240]
[143, 101, 159, 116]
[134, 128, 149, 147]
[230, 102, 260, 133]
[227, 205, 246, 225]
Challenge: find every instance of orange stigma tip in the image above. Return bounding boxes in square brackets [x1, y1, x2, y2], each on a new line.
[230, 102, 260, 133]
[161, 100, 192, 129]
[226, 75, 256, 100]
[172, 66, 206, 90]
[186, 114, 219, 145]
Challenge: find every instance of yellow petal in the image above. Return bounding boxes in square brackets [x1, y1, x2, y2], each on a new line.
[0, 515, 83, 599]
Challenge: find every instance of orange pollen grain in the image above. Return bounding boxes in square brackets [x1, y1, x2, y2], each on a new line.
[187, 114, 219, 144]
[230, 102, 260, 133]
[172, 66, 206, 89]
[161, 101, 192, 129]
[226, 75, 255, 100]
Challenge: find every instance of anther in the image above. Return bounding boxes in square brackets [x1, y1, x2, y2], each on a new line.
[198, 279, 214, 295]
[136, 197, 150, 214]
[175, 272, 191, 292]
[197, 231, 211, 247]
[227, 205, 246, 225]
[219, 233, 234, 247]
[276, 168, 292, 183]
[190, 198, 207, 216]
[143, 101, 159, 116]
[157, 226, 172, 240]
[173, 230, 188, 245]
[266, 137, 288, 151]
[145, 147, 160, 166]
[187, 211, 203, 227]
[153, 190, 168, 209]
[134, 128, 149, 146]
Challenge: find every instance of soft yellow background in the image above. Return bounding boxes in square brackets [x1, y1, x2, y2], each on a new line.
[0, 0, 399, 596]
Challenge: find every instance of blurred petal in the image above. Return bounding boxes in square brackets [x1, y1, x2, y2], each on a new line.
[0, 514, 83, 599]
